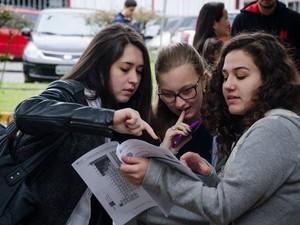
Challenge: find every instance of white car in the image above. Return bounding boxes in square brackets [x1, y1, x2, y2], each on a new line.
[22, 8, 102, 82]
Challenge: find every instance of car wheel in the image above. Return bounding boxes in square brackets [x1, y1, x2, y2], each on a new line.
[24, 72, 34, 83]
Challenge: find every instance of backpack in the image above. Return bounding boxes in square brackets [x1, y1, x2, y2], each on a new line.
[0, 122, 56, 225]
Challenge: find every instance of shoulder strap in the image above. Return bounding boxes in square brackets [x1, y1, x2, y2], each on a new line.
[0, 121, 18, 156]
[5, 144, 56, 185]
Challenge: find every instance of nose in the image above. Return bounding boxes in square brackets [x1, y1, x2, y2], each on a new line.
[128, 70, 140, 85]
[223, 75, 235, 90]
[174, 96, 186, 109]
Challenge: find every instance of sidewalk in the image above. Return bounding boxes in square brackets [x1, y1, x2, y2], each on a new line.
[0, 61, 22, 72]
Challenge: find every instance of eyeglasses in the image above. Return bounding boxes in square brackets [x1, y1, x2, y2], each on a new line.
[158, 78, 200, 103]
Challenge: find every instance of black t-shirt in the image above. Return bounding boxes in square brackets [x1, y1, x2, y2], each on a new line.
[176, 124, 212, 162]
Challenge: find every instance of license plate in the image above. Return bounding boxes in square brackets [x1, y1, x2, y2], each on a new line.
[55, 65, 72, 75]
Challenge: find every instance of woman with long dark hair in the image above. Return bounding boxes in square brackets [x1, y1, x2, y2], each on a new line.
[193, 2, 230, 59]
[13, 24, 157, 225]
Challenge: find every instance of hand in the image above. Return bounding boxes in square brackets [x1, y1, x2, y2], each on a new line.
[113, 108, 158, 139]
[161, 111, 191, 151]
[120, 156, 150, 185]
[180, 152, 211, 176]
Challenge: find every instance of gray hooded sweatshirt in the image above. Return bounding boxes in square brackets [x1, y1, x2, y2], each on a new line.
[141, 109, 300, 225]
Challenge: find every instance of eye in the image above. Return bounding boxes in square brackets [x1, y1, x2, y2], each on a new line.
[236, 73, 247, 80]
[181, 87, 194, 95]
[121, 68, 130, 73]
[159, 91, 174, 98]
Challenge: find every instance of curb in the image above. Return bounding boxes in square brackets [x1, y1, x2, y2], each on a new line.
[0, 112, 13, 125]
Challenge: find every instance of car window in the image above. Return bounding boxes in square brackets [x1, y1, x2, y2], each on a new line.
[19, 12, 39, 26]
[163, 18, 180, 31]
[36, 11, 101, 36]
[179, 17, 197, 29]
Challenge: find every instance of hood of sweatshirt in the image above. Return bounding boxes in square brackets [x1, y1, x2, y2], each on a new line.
[266, 108, 300, 131]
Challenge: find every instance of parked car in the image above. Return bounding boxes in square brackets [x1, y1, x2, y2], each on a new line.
[171, 12, 238, 46]
[0, 7, 39, 60]
[143, 16, 179, 40]
[22, 8, 101, 82]
[146, 16, 197, 50]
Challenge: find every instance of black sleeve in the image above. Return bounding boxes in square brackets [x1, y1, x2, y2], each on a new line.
[14, 80, 114, 137]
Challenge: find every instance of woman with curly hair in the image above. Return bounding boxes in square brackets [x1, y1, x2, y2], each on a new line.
[121, 32, 300, 225]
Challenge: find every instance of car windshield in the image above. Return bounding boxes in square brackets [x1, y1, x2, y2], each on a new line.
[36, 11, 101, 36]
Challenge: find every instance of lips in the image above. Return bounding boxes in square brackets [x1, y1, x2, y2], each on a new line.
[226, 95, 240, 104]
[123, 88, 135, 96]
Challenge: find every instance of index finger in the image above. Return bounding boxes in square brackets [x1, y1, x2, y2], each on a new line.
[143, 121, 159, 139]
[176, 111, 185, 124]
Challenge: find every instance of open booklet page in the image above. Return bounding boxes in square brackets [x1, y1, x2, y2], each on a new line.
[72, 141, 157, 225]
[72, 139, 202, 225]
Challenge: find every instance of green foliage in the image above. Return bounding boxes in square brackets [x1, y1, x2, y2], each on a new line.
[0, 6, 32, 30]
[90, 10, 116, 27]
[134, 8, 160, 28]
[87, 8, 159, 30]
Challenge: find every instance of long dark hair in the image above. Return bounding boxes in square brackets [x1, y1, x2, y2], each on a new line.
[203, 32, 300, 157]
[62, 24, 152, 121]
[152, 43, 206, 139]
[193, 2, 224, 54]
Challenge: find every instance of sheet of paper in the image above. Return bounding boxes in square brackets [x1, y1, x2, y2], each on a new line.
[72, 141, 157, 225]
[116, 139, 201, 181]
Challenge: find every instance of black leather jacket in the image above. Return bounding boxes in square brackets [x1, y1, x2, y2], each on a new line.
[14, 79, 115, 225]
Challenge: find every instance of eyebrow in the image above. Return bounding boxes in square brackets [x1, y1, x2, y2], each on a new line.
[222, 66, 250, 72]
[120, 62, 144, 67]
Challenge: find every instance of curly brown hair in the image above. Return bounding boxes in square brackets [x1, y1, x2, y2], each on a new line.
[202, 32, 300, 157]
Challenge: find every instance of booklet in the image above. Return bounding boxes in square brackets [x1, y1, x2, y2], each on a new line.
[72, 139, 201, 225]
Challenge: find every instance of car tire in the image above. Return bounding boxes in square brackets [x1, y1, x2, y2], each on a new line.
[24, 72, 34, 83]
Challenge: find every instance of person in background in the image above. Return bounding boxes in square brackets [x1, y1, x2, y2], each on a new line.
[13, 24, 157, 225]
[231, 0, 300, 70]
[193, 2, 230, 58]
[112, 0, 141, 33]
[121, 32, 300, 225]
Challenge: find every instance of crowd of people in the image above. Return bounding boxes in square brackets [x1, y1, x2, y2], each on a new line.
[4, 0, 300, 225]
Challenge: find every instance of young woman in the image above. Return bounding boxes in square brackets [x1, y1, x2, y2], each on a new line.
[151, 42, 212, 161]
[13, 24, 157, 225]
[121, 32, 300, 225]
[193, 2, 230, 57]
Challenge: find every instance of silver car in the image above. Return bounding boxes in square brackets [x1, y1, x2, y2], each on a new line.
[22, 8, 101, 82]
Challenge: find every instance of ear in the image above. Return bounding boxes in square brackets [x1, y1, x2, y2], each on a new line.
[212, 21, 217, 32]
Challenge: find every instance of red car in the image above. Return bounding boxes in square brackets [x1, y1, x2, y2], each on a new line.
[0, 7, 39, 60]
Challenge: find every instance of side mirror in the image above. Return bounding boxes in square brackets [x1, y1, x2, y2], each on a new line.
[21, 27, 32, 37]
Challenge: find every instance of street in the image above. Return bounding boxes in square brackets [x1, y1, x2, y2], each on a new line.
[0, 61, 24, 83]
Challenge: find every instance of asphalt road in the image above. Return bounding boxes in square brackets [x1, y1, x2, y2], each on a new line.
[0, 61, 24, 83]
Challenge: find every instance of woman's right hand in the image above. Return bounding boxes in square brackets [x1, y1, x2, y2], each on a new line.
[161, 111, 191, 151]
[113, 108, 158, 139]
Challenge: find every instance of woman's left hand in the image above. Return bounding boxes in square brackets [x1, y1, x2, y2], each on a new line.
[120, 156, 150, 185]
[180, 152, 211, 176]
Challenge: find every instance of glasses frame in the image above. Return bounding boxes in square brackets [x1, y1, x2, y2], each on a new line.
[158, 77, 201, 103]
